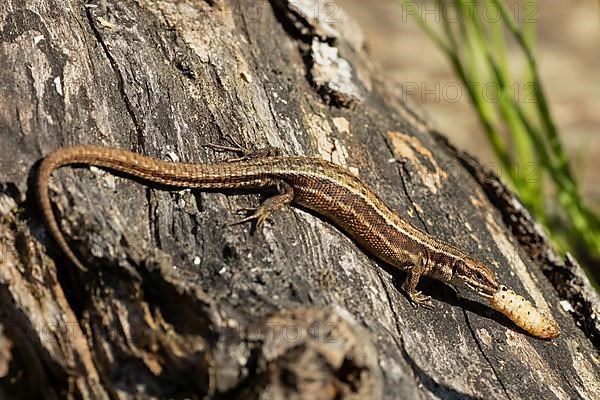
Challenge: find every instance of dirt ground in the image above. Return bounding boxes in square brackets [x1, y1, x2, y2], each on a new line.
[338, 0, 600, 212]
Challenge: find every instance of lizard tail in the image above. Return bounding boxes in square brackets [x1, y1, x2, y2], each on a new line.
[36, 143, 282, 271]
[36, 150, 88, 271]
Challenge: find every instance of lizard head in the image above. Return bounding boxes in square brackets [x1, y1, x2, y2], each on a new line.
[452, 257, 499, 298]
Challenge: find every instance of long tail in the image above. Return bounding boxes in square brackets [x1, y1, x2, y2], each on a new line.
[36, 147, 91, 271]
[35, 144, 270, 271]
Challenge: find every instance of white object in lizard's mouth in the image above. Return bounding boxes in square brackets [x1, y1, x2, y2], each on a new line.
[489, 285, 560, 339]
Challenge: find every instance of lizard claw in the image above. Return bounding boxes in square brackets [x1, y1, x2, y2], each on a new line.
[205, 142, 282, 162]
[228, 183, 292, 229]
[233, 207, 258, 214]
[228, 208, 270, 228]
[204, 142, 251, 162]
[407, 291, 435, 310]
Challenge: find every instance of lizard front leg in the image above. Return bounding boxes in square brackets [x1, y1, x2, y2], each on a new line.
[401, 256, 434, 309]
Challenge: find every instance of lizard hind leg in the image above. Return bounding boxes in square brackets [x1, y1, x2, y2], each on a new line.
[229, 180, 294, 228]
[205, 142, 283, 161]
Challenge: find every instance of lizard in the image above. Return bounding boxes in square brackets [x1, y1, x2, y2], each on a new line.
[36, 143, 560, 339]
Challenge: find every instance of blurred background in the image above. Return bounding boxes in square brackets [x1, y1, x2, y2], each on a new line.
[339, 0, 599, 209]
[338, 0, 600, 280]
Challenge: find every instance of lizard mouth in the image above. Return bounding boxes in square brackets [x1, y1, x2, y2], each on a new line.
[462, 280, 496, 299]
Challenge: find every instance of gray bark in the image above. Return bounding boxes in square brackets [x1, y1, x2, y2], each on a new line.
[0, 0, 598, 399]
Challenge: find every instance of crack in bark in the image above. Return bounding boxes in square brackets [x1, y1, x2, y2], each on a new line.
[146, 188, 161, 250]
[239, 9, 288, 145]
[399, 162, 430, 234]
[381, 133, 430, 234]
[462, 308, 512, 400]
[396, 330, 474, 400]
[85, 8, 146, 151]
[375, 269, 406, 344]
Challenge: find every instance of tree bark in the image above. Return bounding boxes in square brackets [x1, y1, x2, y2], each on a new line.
[0, 0, 599, 399]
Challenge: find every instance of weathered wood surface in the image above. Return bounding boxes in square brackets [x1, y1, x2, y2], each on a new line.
[0, 0, 599, 399]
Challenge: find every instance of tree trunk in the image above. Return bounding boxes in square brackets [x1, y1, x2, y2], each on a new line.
[0, 0, 598, 399]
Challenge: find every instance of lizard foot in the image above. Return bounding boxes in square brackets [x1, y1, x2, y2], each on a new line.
[406, 290, 435, 310]
[205, 142, 282, 161]
[229, 207, 272, 228]
[229, 181, 294, 229]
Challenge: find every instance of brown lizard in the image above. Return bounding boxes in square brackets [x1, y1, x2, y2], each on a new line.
[36, 144, 560, 339]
